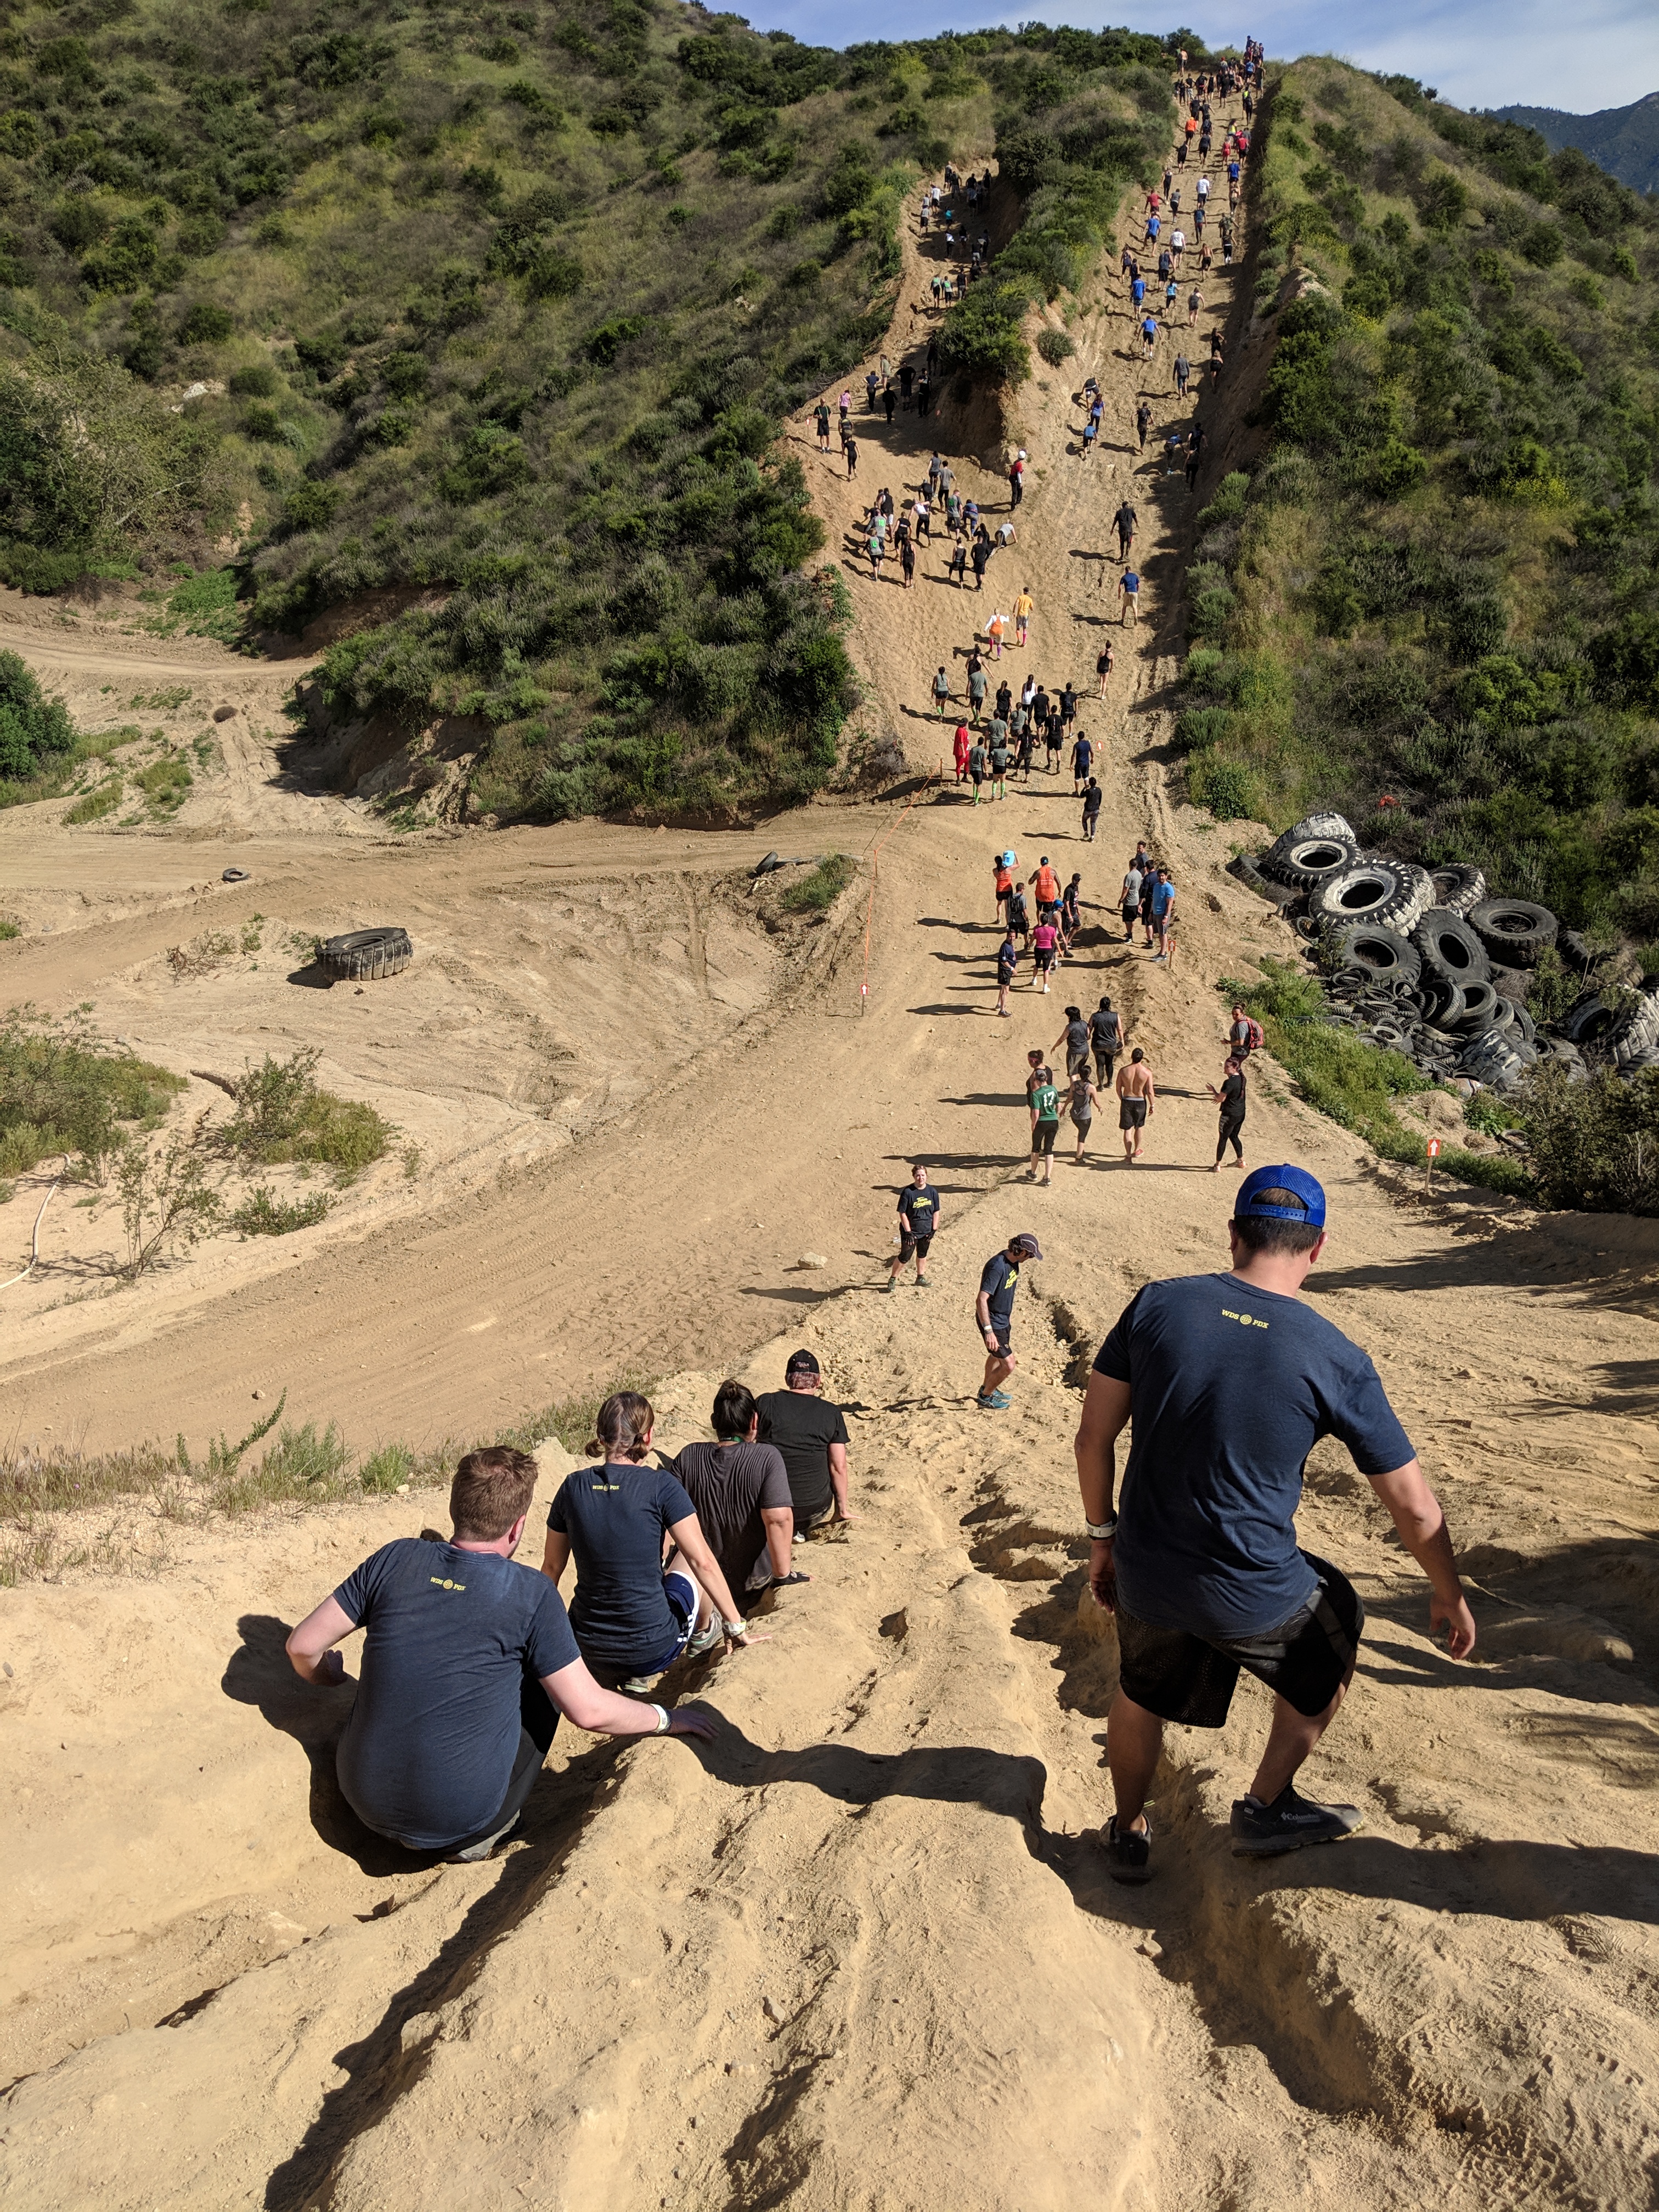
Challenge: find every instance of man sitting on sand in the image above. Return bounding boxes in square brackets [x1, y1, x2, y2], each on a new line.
[672, 1380, 808, 1603]
[757, 1350, 855, 1534]
[285, 1447, 712, 1863]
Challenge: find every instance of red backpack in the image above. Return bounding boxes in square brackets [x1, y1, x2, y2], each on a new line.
[1244, 1017, 1264, 1052]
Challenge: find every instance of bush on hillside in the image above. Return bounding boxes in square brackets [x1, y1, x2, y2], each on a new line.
[0, 653, 76, 780]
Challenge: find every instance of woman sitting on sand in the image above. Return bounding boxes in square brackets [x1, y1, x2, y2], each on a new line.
[541, 1392, 758, 1692]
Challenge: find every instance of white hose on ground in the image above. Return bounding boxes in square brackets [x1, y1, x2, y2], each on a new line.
[0, 1154, 70, 1293]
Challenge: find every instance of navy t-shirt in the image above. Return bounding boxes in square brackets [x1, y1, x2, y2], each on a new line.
[1094, 1273, 1413, 1637]
[547, 1463, 696, 1668]
[898, 1184, 941, 1237]
[332, 1538, 580, 1852]
[979, 1251, 1022, 1333]
[997, 940, 1019, 982]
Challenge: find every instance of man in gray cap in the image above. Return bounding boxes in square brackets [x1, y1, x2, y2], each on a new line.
[1073, 1165, 1475, 1882]
[756, 1350, 854, 1534]
[974, 1232, 1043, 1410]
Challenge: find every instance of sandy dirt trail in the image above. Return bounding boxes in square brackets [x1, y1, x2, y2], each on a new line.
[3, 129, 1659, 2212]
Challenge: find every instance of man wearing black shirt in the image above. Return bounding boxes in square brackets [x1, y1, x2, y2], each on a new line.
[1115, 498, 1138, 557]
[757, 1350, 854, 1532]
[975, 1232, 1043, 1410]
[887, 1163, 941, 1289]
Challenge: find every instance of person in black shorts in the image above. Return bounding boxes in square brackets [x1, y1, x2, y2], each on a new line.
[1025, 1052, 1061, 1183]
[1089, 996, 1123, 1086]
[887, 1162, 941, 1289]
[1072, 1166, 1476, 1882]
[975, 1231, 1042, 1409]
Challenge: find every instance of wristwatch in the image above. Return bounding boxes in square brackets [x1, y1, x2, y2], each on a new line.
[1085, 1515, 1119, 1541]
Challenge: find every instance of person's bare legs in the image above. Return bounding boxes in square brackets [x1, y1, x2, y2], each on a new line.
[1245, 1681, 1347, 1803]
[1108, 1690, 1163, 1830]
[980, 1347, 1014, 1396]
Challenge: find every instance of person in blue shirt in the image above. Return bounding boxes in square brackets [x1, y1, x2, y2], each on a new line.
[975, 1233, 1043, 1409]
[1131, 274, 1147, 309]
[1073, 1166, 1476, 1883]
[887, 1161, 942, 1289]
[1118, 567, 1141, 625]
[285, 1446, 713, 1861]
[1149, 867, 1176, 961]
[1139, 314, 1159, 360]
[543, 1393, 760, 1690]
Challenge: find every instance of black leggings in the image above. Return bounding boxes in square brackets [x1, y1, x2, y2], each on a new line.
[1217, 1113, 1245, 1164]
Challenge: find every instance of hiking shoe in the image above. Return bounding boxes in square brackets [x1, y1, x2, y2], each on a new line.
[882, 1277, 896, 1293]
[976, 1389, 1011, 1410]
[685, 1615, 725, 1660]
[914, 1276, 932, 1288]
[1229, 1785, 1363, 1857]
[1103, 1814, 1152, 1883]
[449, 1811, 521, 1863]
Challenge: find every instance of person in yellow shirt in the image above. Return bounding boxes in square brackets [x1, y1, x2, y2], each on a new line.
[1014, 588, 1034, 647]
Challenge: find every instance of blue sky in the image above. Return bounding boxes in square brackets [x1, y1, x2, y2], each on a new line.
[736, 0, 1659, 116]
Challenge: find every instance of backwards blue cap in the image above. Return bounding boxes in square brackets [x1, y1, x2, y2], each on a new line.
[1235, 1164, 1327, 1227]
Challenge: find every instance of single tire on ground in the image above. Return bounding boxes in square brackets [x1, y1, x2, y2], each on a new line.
[1312, 857, 1432, 936]
[1429, 864, 1486, 915]
[319, 927, 413, 981]
[1330, 924, 1420, 988]
[1469, 896, 1556, 968]
[1261, 834, 1359, 895]
[1227, 853, 1298, 907]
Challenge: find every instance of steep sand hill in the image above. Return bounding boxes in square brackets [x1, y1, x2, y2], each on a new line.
[3, 106, 1659, 2212]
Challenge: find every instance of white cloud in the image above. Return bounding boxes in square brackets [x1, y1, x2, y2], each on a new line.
[739, 0, 1658, 119]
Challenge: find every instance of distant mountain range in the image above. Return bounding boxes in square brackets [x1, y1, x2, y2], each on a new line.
[1491, 91, 1659, 194]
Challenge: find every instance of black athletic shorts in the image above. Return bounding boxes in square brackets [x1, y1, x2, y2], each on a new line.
[978, 1324, 1012, 1357]
[1114, 1552, 1363, 1729]
[1031, 1117, 1059, 1155]
[898, 1232, 933, 1261]
[1119, 1097, 1148, 1130]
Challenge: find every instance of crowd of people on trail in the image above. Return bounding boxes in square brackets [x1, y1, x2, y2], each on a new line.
[273, 38, 1486, 1893]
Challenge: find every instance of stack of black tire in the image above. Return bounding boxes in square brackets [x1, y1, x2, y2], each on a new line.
[1231, 811, 1659, 1094]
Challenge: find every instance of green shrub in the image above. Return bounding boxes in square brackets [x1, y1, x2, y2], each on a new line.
[179, 302, 233, 344]
[0, 1015, 184, 1177]
[222, 1048, 392, 1180]
[1036, 328, 1075, 366]
[62, 775, 122, 823]
[1188, 753, 1260, 821]
[780, 851, 855, 911]
[1516, 1064, 1659, 1214]
[230, 1186, 332, 1234]
[0, 653, 76, 780]
[228, 363, 280, 397]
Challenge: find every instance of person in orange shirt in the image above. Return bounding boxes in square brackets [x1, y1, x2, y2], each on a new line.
[1014, 588, 1034, 647]
[1029, 854, 1060, 919]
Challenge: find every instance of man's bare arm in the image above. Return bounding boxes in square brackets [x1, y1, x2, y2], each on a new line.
[286, 1595, 356, 1686]
[1074, 1372, 1132, 1609]
[1367, 1459, 1476, 1658]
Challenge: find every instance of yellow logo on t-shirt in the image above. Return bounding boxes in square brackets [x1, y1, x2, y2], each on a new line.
[429, 1576, 467, 1591]
[1220, 1306, 1268, 1329]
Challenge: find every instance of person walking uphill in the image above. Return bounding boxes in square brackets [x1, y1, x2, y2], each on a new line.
[1209, 1054, 1248, 1170]
[758, 1350, 855, 1534]
[543, 1393, 761, 1691]
[1073, 1166, 1476, 1883]
[975, 1232, 1043, 1409]
[284, 1446, 715, 1864]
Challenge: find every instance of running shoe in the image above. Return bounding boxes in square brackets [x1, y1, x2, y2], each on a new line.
[1229, 1785, 1362, 1857]
[915, 1277, 933, 1288]
[685, 1615, 725, 1660]
[976, 1389, 1011, 1410]
[883, 1278, 896, 1293]
[1103, 1813, 1152, 1883]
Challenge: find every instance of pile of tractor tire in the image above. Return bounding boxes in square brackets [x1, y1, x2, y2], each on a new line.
[1229, 812, 1659, 1096]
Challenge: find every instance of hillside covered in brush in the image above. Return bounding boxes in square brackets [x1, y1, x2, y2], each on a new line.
[1177, 62, 1659, 963]
[0, 3, 1177, 820]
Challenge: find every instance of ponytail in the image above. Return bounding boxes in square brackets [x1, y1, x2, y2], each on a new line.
[586, 1391, 654, 1463]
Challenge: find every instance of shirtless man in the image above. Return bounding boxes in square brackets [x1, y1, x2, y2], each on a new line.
[1116, 1047, 1155, 1163]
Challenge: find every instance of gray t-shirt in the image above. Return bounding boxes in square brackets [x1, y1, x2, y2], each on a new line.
[1122, 868, 1144, 909]
[671, 1440, 792, 1594]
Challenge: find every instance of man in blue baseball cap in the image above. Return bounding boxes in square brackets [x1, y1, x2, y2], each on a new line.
[1073, 1165, 1476, 1882]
